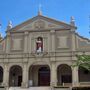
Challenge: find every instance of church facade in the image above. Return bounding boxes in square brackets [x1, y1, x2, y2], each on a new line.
[0, 14, 90, 88]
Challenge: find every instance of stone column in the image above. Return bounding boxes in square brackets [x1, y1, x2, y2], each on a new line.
[50, 62, 57, 86]
[72, 67, 79, 86]
[22, 63, 28, 88]
[24, 31, 28, 53]
[2, 63, 9, 87]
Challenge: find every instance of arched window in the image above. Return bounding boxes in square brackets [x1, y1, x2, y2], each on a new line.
[36, 37, 43, 53]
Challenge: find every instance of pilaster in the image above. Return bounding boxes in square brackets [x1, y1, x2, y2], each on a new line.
[2, 63, 9, 87]
[50, 30, 56, 52]
[22, 63, 28, 88]
[50, 61, 57, 87]
[24, 31, 28, 53]
[70, 29, 76, 51]
[72, 67, 79, 87]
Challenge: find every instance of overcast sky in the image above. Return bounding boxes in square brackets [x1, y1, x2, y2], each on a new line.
[0, 0, 90, 38]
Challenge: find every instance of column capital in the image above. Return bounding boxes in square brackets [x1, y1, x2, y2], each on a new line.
[71, 66, 78, 71]
[50, 30, 55, 34]
[7, 32, 11, 37]
[24, 31, 29, 35]
[51, 61, 56, 65]
[4, 63, 9, 72]
[22, 63, 28, 72]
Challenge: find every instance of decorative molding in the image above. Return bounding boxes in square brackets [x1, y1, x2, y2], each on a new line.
[50, 30, 55, 34]
[31, 51, 48, 57]
[11, 38, 23, 51]
[34, 20, 45, 29]
[57, 36, 69, 49]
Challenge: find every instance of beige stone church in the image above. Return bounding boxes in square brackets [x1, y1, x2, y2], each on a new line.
[0, 12, 90, 89]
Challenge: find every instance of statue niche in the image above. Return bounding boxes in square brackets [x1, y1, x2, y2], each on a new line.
[36, 37, 43, 53]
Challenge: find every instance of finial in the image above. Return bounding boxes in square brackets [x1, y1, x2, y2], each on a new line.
[38, 4, 42, 15]
[8, 20, 12, 27]
[70, 16, 75, 26]
[7, 20, 13, 30]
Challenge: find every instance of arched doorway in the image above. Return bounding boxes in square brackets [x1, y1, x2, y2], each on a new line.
[79, 67, 90, 82]
[0, 66, 3, 84]
[29, 65, 50, 86]
[9, 65, 22, 87]
[57, 64, 72, 86]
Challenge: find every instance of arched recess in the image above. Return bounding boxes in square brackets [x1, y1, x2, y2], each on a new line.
[0, 66, 3, 84]
[29, 65, 50, 86]
[36, 37, 43, 53]
[9, 65, 22, 87]
[57, 64, 72, 85]
[78, 67, 90, 82]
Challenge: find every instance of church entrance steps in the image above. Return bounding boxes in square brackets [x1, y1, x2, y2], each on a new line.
[8, 87, 51, 90]
[54, 87, 72, 90]
[29, 87, 51, 90]
[8, 87, 27, 90]
[0, 87, 6, 90]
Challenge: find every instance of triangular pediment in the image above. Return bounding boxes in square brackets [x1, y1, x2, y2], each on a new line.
[9, 15, 76, 32]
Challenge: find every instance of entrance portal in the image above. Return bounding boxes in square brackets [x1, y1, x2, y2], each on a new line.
[38, 67, 50, 86]
[29, 65, 50, 86]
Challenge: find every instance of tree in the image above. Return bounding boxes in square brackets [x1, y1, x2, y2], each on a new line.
[72, 55, 90, 71]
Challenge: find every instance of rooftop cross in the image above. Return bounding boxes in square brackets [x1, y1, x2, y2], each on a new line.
[38, 4, 42, 15]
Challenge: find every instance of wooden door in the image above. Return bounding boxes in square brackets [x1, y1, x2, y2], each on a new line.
[38, 67, 50, 86]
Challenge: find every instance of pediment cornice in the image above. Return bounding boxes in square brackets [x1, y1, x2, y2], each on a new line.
[7, 15, 77, 33]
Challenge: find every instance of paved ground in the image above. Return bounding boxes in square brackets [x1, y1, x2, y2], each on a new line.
[8, 87, 51, 90]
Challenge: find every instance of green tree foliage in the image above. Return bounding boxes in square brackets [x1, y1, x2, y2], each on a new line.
[72, 55, 90, 71]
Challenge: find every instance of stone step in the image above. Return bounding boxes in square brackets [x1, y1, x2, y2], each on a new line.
[54, 87, 71, 90]
[0, 87, 6, 90]
[8, 87, 51, 90]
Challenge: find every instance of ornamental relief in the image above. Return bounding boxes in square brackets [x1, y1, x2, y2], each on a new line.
[18, 19, 67, 31]
[34, 20, 45, 29]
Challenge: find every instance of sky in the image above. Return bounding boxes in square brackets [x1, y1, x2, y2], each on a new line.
[0, 0, 90, 38]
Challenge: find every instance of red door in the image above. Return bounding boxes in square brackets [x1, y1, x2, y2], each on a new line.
[38, 67, 50, 86]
